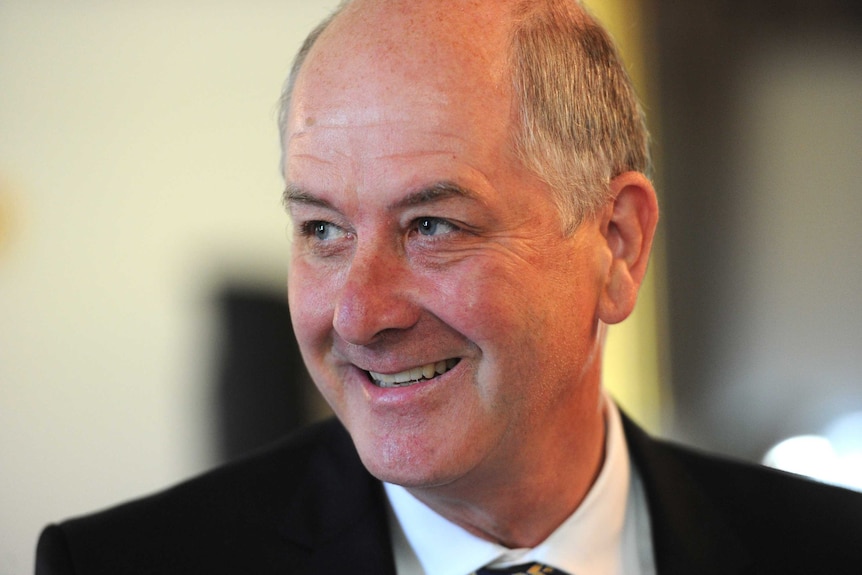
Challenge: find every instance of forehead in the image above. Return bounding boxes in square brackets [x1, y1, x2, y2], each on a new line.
[318, 0, 514, 71]
[284, 1, 519, 196]
[292, 0, 514, 129]
[285, 116, 504, 215]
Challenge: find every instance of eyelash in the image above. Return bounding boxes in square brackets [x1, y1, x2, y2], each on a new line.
[413, 217, 459, 237]
[299, 220, 328, 238]
[298, 220, 350, 241]
[299, 218, 459, 240]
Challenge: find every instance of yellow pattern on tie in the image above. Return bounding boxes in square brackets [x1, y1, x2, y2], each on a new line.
[472, 562, 569, 575]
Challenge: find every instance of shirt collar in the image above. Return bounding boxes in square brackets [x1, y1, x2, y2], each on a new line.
[385, 392, 632, 575]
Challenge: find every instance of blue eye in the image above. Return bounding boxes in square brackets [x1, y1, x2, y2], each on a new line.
[313, 222, 330, 240]
[417, 217, 456, 236]
[302, 221, 347, 241]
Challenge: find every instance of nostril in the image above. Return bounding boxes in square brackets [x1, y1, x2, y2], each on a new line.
[332, 282, 421, 346]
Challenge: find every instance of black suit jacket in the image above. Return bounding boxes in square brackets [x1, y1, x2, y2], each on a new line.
[36, 415, 862, 575]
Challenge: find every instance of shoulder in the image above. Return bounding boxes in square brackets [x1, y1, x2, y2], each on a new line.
[624, 415, 862, 572]
[74, 417, 351, 526]
[648, 429, 862, 525]
[37, 418, 367, 574]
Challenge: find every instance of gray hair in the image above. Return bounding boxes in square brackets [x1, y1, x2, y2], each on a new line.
[510, 0, 650, 232]
[278, 0, 650, 233]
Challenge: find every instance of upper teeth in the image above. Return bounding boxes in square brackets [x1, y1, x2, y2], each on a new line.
[369, 358, 458, 388]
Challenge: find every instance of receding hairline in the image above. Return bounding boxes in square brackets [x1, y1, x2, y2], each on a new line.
[278, 0, 551, 136]
[279, 0, 650, 232]
[280, 0, 620, 151]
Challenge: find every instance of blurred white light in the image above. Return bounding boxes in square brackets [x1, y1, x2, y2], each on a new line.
[764, 412, 862, 492]
[824, 411, 862, 491]
[763, 435, 837, 479]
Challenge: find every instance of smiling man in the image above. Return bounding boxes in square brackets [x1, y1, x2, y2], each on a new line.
[37, 1, 862, 574]
[281, 0, 655, 553]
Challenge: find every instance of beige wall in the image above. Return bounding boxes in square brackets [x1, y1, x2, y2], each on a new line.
[0, 1, 340, 571]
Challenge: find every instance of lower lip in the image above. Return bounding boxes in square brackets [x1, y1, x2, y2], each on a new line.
[359, 365, 457, 406]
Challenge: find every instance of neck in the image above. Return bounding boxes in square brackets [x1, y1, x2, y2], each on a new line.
[406, 396, 607, 548]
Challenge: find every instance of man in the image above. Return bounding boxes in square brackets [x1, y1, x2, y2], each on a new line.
[36, 1, 862, 574]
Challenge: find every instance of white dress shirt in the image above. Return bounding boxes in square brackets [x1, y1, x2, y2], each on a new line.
[384, 394, 656, 575]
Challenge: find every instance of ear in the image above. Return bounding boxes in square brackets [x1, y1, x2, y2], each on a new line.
[597, 171, 659, 325]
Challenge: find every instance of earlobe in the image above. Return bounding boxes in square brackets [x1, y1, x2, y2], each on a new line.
[597, 171, 659, 325]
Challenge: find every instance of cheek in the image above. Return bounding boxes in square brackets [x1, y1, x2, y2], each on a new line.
[428, 256, 545, 337]
[431, 250, 602, 374]
[288, 260, 338, 352]
[288, 261, 350, 413]
[423, 261, 545, 400]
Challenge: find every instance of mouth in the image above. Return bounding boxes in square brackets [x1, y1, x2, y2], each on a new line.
[367, 358, 460, 389]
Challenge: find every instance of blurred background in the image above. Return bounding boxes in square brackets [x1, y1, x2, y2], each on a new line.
[2, 0, 861, 572]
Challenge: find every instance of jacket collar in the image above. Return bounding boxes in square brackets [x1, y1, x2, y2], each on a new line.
[279, 420, 397, 575]
[622, 413, 753, 575]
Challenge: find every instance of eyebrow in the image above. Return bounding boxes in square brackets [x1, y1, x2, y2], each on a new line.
[283, 181, 480, 212]
[282, 183, 333, 212]
[389, 181, 479, 210]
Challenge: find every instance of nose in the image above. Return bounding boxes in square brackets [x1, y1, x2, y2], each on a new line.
[332, 244, 420, 346]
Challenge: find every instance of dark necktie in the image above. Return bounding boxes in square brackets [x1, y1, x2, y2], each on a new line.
[473, 563, 572, 575]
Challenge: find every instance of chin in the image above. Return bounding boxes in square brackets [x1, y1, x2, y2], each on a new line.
[352, 430, 467, 489]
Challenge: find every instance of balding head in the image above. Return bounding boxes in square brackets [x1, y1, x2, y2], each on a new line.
[279, 0, 514, 148]
[280, 0, 649, 232]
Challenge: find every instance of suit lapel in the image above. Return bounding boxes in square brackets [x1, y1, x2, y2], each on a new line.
[622, 414, 753, 575]
[279, 420, 397, 575]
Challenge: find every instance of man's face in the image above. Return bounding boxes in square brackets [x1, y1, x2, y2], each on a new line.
[284, 6, 610, 490]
